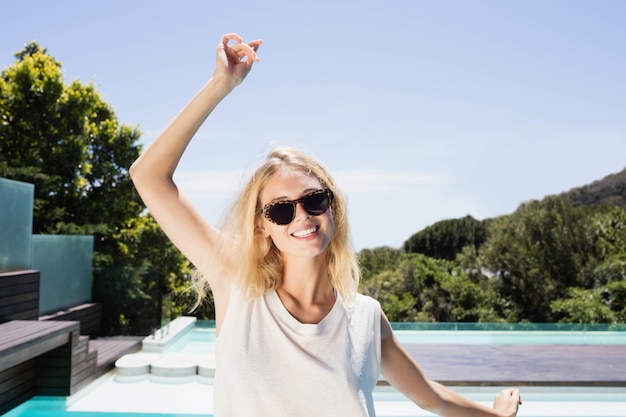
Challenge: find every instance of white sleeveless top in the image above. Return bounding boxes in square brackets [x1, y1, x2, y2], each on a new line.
[214, 287, 382, 417]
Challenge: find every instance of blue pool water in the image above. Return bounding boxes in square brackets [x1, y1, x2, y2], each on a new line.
[3, 397, 209, 417]
[165, 321, 626, 352]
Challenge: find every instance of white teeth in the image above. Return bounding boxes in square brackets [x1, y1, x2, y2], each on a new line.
[292, 226, 317, 238]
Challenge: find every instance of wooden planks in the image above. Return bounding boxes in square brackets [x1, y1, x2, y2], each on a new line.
[0, 270, 40, 323]
[0, 321, 78, 373]
[0, 320, 78, 415]
[88, 336, 143, 376]
[379, 343, 626, 386]
[0, 360, 36, 416]
[40, 303, 102, 338]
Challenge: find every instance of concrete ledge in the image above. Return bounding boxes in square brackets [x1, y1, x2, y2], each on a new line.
[141, 316, 196, 353]
[115, 353, 161, 377]
[150, 354, 197, 378]
[197, 356, 216, 379]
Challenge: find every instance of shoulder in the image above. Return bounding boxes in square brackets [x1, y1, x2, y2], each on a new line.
[340, 291, 379, 307]
[342, 292, 382, 325]
[354, 292, 381, 310]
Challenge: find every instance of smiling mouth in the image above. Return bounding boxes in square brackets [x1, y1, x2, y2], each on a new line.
[292, 225, 319, 238]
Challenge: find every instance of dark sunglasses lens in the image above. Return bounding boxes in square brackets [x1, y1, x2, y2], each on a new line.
[268, 202, 295, 225]
[303, 192, 330, 214]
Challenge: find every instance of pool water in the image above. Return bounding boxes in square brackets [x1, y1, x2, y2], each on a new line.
[3, 396, 208, 416]
[395, 330, 626, 344]
[166, 321, 626, 350]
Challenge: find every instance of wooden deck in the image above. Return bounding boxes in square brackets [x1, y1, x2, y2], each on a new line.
[0, 320, 80, 414]
[381, 343, 626, 386]
[89, 336, 143, 376]
[0, 319, 144, 414]
[0, 270, 40, 322]
[0, 320, 77, 372]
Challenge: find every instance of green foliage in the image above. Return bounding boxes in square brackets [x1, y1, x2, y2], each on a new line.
[403, 215, 490, 260]
[479, 197, 595, 321]
[359, 249, 499, 322]
[1, 43, 197, 335]
[358, 246, 404, 281]
[0, 42, 143, 232]
[551, 280, 626, 323]
[364, 192, 626, 324]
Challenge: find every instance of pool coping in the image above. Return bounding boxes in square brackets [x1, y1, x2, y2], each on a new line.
[140, 316, 196, 352]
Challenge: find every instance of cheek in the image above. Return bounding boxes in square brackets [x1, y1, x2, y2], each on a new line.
[261, 221, 288, 243]
[325, 210, 336, 236]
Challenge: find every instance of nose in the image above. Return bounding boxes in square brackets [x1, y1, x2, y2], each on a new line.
[293, 201, 310, 221]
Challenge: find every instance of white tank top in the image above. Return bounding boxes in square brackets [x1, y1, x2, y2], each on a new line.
[214, 287, 381, 416]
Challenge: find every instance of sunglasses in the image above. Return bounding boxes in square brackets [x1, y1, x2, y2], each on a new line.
[262, 189, 334, 225]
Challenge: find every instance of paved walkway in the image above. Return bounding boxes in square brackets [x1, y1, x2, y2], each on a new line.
[381, 343, 626, 386]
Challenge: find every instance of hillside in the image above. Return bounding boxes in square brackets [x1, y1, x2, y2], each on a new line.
[561, 166, 626, 209]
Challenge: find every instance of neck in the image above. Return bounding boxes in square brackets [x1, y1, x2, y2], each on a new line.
[279, 253, 333, 307]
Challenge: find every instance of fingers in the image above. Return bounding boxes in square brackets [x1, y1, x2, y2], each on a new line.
[506, 388, 522, 405]
[219, 33, 243, 48]
[493, 388, 522, 417]
[217, 33, 262, 63]
[248, 39, 263, 53]
[496, 388, 520, 399]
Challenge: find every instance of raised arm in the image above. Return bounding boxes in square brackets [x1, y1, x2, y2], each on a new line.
[380, 314, 521, 417]
[129, 33, 262, 313]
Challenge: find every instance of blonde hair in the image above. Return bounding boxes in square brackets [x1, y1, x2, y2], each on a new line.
[192, 147, 360, 304]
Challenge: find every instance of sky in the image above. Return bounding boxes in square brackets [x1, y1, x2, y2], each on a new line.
[2, 0, 625, 250]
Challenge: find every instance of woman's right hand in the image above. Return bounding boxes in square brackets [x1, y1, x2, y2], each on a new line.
[493, 388, 522, 417]
[214, 33, 262, 91]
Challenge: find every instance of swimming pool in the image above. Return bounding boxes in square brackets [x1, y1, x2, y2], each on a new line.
[3, 318, 626, 417]
[162, 320, 626, 352]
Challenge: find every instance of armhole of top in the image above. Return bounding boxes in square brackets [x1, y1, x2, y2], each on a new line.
[216, 283, 240, 339]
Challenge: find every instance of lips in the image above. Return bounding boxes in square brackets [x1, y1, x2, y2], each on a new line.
[291, 225, 319, 238]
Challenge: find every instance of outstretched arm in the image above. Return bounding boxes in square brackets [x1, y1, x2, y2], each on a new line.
[129, 33, 262, 321]
[380, 314, 521, 417]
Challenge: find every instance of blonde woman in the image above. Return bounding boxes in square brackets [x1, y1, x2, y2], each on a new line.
[130, 33, 522, 417]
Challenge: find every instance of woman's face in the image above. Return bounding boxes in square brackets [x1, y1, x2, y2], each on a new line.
[258, 167, 335, 260]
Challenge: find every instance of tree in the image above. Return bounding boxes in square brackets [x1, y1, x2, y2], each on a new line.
[550, 205, 626, 323]
[403, 215, 491, 261]
[358, 246, 404, 282]
[550, 282, 626, 324]
[359, 248, 499, 322]
[0, 43, 143, 232]
[479, 196, 622, 322]
[0, 42, 196, 334]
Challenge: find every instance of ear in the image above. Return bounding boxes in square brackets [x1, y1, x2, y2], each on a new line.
[257, 218, 271, 238]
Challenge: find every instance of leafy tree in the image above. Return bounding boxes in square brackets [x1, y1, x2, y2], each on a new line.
[0, 42, 196, 334]
[359, 249, 499, 322]
[550, 281, 626, 324]
[358, 246, 404, 282]
[478, 195, 626, 322]
[403, 215, 490, 261]
[0, 43, 142, 232]
[479, 197, 586, 321]
[550, 205, 626, 323]
[112, 214, 213, 333]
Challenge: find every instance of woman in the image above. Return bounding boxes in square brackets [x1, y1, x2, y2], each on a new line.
[130, 33, 522, 417]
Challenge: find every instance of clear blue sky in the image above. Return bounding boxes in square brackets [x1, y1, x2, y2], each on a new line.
[2, 0, 625, 250]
